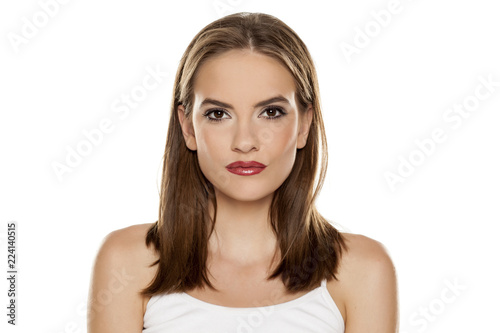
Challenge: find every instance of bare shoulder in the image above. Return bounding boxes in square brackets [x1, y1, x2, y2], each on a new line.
[327, 233, 398, 332]
[95, 223, 159, 282]
[102, 223, 158, 263]
[340, 233, 395, 268]
[87, 222, 159, 333]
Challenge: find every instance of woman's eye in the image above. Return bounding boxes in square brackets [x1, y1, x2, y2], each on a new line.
[261, 106, 286, 120]
[204, 109, 229, 122]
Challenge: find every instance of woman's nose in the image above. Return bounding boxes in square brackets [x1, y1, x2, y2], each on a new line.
[231, 119, 260, 153]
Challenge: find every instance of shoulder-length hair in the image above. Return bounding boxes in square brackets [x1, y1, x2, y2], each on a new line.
[141, 12, 346, 297]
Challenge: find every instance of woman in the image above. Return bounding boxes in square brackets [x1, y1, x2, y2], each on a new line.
[88, 12, 398, 332]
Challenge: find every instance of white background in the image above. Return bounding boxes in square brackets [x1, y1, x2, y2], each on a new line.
[1, 0, 499, 332]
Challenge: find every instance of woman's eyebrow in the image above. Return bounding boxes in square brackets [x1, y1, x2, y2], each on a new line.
[200, 95, 291, 109]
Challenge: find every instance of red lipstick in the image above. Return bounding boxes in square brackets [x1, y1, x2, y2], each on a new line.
[226, 161, 266, 176]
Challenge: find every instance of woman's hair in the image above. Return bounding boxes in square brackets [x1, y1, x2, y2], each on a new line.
[141, 12, 346, 297]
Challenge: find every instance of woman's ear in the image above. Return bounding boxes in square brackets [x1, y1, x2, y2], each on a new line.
[177, 105, 197, 151]
[297, 104, 313, 149]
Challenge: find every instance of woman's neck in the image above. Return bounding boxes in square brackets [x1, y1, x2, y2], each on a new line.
[207, 190, 278, 267]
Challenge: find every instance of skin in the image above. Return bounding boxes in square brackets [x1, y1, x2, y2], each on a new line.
[88, 49, 399, 332]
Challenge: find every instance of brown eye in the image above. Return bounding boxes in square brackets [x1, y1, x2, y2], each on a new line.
[267, 109, 276, 116]
[261, 106, 286, 120]
[204, 109, 229, 122]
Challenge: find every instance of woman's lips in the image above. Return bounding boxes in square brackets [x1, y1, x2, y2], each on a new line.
[226, 161, 266, 168]
[226, 166, 266, 176]
[226, 161, 266, 176]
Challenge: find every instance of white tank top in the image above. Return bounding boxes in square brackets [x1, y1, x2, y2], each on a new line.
[142, 278, 345, 333]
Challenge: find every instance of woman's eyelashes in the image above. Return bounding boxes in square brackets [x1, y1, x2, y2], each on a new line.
[203, 106, 287, 123]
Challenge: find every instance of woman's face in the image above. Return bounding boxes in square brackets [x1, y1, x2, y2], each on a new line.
[178, 49, 312, 202]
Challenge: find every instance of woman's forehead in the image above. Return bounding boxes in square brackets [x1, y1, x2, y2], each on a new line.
[192, 50, 297, 109]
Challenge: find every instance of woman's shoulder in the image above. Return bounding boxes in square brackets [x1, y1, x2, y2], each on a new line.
[88, 222, 159, 329]
[340, 232, 394, 264]
[330, 231, 396, 288]
[98, 222, 160, 288]
[96, 222, 159, 273]
[100, 222, 158, 258]
[327, 232, 398, 329]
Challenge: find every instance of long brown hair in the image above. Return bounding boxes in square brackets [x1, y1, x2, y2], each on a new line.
[141, 12, 346, 297]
